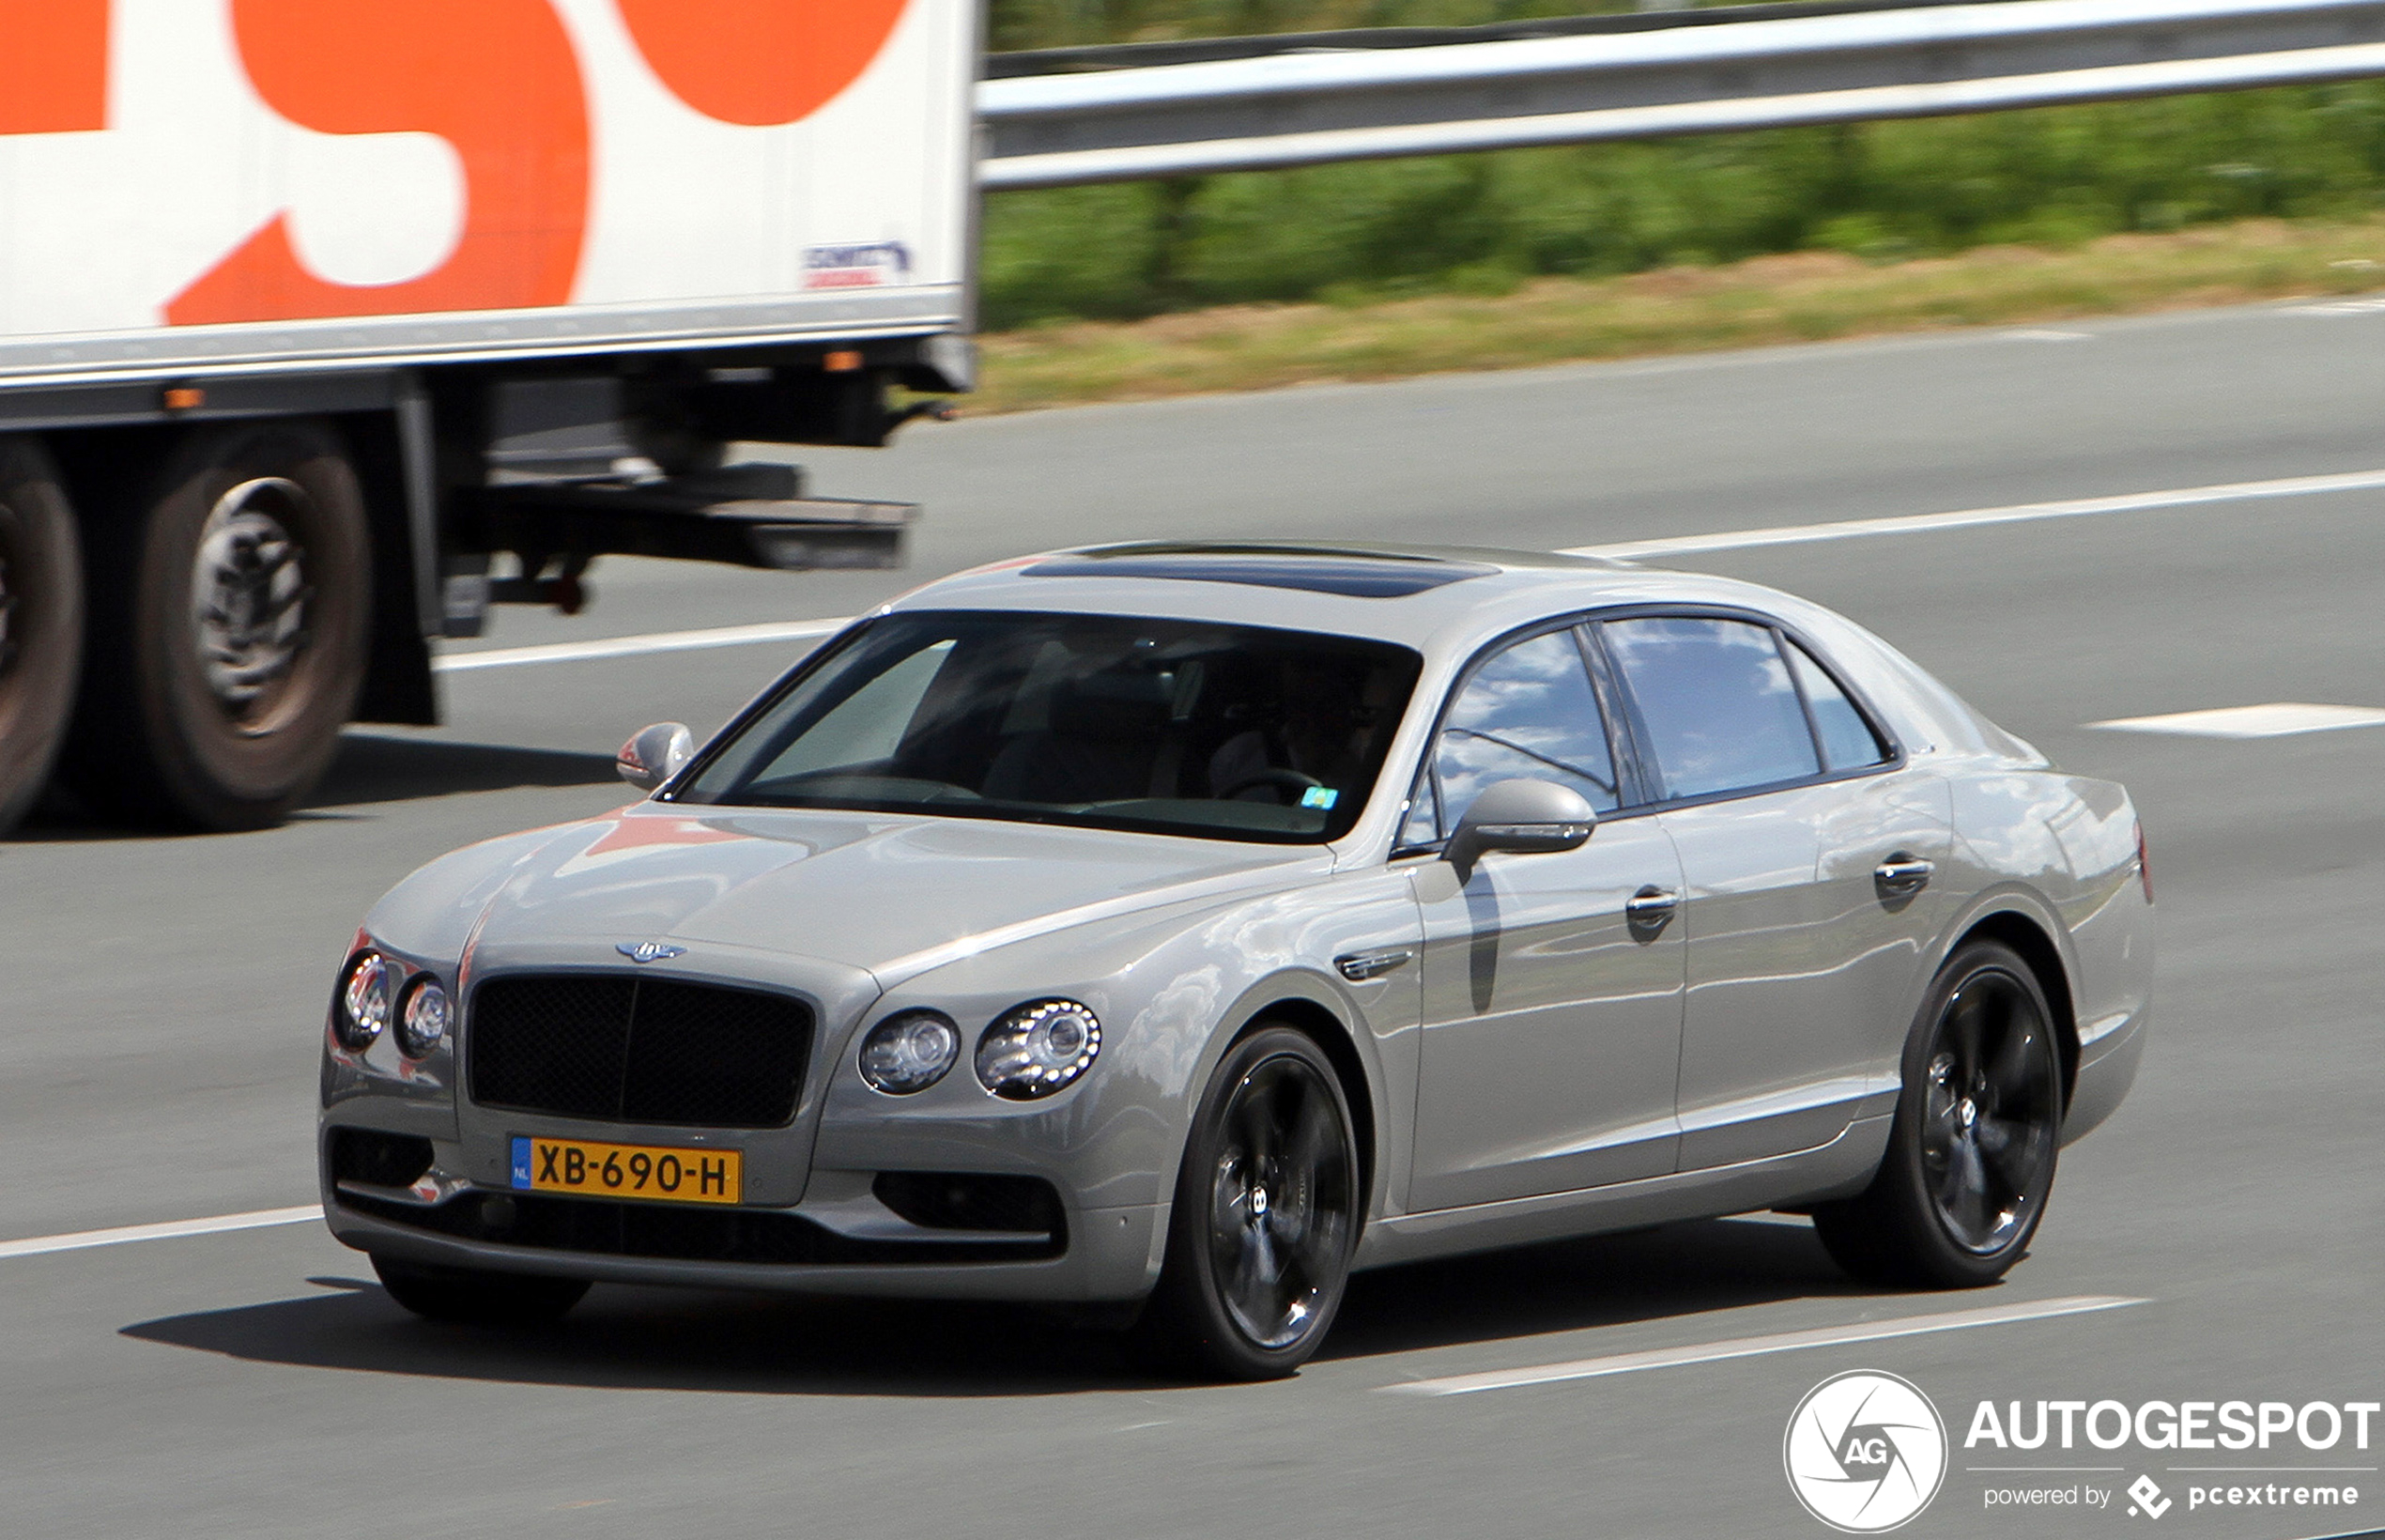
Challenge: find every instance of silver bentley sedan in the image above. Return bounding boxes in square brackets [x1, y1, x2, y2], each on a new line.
[318, 543, 2152, 1378]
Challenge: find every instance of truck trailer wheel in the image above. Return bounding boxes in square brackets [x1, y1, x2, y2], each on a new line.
[67, 421, 370, 831]
[0, 438, 84, 834]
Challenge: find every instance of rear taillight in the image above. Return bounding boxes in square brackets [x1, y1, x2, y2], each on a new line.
[2135, 820, 2153, 903]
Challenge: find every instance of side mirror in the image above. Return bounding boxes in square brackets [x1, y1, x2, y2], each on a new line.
[1445, 778, 1596, 881]
[616, 722, 695, 793]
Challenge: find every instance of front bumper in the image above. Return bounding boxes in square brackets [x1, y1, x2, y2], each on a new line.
[319, 1133, 1166, 1302]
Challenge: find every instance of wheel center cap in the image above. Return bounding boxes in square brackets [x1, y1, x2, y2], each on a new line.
[1957, 1099, 1978, 1131]
[1251, 1185, 1269, 1216]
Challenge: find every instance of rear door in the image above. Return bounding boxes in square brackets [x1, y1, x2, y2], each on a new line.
[1596, 614, 1948, 1170]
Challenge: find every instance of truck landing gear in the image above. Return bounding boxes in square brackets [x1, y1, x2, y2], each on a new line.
[0, 439, 84, 834]
[65, 421, 370, 831]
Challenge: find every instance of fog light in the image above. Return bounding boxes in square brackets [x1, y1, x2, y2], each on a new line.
[976, 999, 1100, 1100]
[336, 953, 392, 1051]
[396, 978, 451, 1058]
[858, 1010, 961, 1094]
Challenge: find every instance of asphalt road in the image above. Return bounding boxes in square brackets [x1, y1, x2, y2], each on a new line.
[5, 298, 2383, 1539]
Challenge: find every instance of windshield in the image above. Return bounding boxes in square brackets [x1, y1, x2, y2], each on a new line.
[676, 610, 1423, 843]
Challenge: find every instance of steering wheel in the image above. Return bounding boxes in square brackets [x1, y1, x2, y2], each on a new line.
[1216, 766, 1326, 802]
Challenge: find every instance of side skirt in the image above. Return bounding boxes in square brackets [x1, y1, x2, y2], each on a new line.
[1355, 1115, 1891, 1271]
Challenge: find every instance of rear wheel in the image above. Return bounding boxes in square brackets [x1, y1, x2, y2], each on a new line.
[65, 420, 370, 830]
[0, 438, 82, 834]
[1132, 1025, 1360, 1380]
[1814, 941, 2064, 1287]
[371, 1255, 590, 1326]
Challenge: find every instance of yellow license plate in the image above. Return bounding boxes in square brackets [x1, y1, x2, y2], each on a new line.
[509, 1135, 742, 1206]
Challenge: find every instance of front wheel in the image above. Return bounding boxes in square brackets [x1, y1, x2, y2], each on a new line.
[1814, 940, 2065, 1288]
[1132, 1025, 1361, 1381]
[372, 1255, 590, 1326]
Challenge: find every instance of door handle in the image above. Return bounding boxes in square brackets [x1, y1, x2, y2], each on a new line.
[1874, 854, 1935, 896]
[1623, 887, 1680, 919]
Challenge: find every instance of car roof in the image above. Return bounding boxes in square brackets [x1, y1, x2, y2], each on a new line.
[881, 540, 1809, 658]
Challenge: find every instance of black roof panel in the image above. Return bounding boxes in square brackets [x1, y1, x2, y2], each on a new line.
[1023, 546, 1497, 598]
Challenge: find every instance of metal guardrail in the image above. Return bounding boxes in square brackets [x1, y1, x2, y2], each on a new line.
[977, 0, 2385, 188]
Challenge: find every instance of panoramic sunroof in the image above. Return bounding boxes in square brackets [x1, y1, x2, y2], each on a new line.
[1023, 547, 1497, 598]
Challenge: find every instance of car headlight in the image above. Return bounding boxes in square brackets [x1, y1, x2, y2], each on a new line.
[336, 952, 392, 1051]
[857, 1009, 961, 1095]
[396, 978, 451, 1058]
[975, 999, 1101, 1100]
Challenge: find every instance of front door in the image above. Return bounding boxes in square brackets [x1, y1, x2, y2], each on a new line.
[1406, 627, 1687, 1210]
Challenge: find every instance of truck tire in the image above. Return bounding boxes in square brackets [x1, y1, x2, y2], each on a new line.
[0, 438, 84, 834]
[66, 421, 370, 831]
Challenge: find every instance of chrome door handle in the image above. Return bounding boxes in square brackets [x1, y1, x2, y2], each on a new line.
[1623, 887, 1680, 920]
[1874, 855, 1935, 895]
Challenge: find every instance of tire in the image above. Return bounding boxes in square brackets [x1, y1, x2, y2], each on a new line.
[0, 438, 83, 834]
[64, 420, 370, 830]
[1814, 940, 2065, 1288]
[371, 1255, 590, 1326]
[1132, 1025, 1362, 1381]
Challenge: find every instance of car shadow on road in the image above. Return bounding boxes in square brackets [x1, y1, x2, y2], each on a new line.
[9, 732, 621, 839]
[118, 1216, 1878, 1397]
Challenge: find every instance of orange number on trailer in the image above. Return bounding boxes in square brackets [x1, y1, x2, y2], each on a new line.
[165, 0, 590, 325]
[0, 0, 108, 135]
[615, 0, 911, 127]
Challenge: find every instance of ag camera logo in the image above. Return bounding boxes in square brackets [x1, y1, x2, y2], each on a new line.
[1785, 1371, 1949, 1532]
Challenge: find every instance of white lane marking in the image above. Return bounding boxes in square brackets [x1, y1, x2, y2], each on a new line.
[0, 1204, 321, 1261]
[433, 616, 852, 673]
[2003, 329, 2092, 342]
[2288, 298, 2385, 315]
[2088, 702, 2385, 738]
[1567, 466, 2385, 562]
[1379, 1294, 2146, 1396]
[427, 464, 2385, 672]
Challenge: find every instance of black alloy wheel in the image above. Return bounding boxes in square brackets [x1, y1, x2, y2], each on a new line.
[1134, 1025, 1361, 1380]
[1815, 940, 2065, 1287]
[0, 438, 83, 834]
[371, 1255, 591, 1326]
[63, 419, 370, 831]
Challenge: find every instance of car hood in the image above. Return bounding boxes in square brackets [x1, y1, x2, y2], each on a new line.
[465, 802, 1331, 985]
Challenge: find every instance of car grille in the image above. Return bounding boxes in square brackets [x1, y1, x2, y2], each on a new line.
[467, 974, 811, 1128]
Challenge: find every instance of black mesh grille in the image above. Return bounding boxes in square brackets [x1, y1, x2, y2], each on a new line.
[326, 1127, 436, 1190]
[873, 1172, 1065, 1235]
[467, 974, 810, 1128]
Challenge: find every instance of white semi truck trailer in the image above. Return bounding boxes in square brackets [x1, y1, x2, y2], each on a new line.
[0, 0, 977, 833]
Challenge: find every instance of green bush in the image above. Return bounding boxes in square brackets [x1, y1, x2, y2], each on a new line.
[979, 85, 2385, 329]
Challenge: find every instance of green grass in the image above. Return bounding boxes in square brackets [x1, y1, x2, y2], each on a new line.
[967, 217, 2385, 413]
[982, 86, 2385, 330]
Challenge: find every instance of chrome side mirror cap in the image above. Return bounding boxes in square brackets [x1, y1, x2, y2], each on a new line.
[616, 722, 695, 793]
[1445, 778, 1596, 881]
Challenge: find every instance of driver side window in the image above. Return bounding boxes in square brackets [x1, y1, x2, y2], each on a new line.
[1403, 628, 1620, 844]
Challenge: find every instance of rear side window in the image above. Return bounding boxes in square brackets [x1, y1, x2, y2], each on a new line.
[1785, 639, 1890, 771]
[1405, 628, 1620, 843]
[1602, 617, 1820, 800]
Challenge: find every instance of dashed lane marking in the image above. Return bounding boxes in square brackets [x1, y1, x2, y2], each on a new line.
[2088, 703, 2385, 739]
[0, 1205, 321, 1261]
[1379, 1295, 2147, 1396]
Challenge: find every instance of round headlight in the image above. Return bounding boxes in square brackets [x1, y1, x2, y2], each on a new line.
[336, 952, 392, 1051]
[396, 978, 451, 1058]
[858, 1010, 961, 1095]
[975, 999, 1101, 1100]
